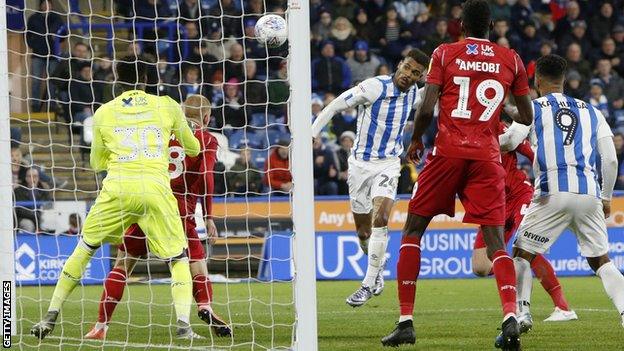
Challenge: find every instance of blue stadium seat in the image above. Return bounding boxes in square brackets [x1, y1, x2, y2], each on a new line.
[251, 149, 270, 170]
[228, 130, 249, 150]
[250, 113, 277, 128]
[246, 131, 268, 150]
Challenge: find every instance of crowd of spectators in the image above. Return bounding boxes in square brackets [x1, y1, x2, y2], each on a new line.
[308, 0, 624, 195]
[21, 0, 624, 202]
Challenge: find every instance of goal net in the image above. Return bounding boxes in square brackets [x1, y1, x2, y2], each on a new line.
[2, 0, 316, 349]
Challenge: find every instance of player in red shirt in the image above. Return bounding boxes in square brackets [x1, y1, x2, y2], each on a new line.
[381, 1, 533, 349]
[472, 121, 577, 323]
[85, 95, 231, 340]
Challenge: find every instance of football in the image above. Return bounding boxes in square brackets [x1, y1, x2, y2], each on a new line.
[254, 14, 287, 48]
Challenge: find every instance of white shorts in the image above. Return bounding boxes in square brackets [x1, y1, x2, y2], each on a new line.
[513, 192, 609, 257]
[347, 155, 401, 214]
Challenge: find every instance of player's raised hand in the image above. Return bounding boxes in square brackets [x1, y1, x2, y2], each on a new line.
[602, 199, 611, 219]
[406, 140, 424, 164]
[205, 218, 218, 245]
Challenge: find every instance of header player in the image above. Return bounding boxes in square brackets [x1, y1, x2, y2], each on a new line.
[502, 54, 624, 341]
[311, 49, 430, 307]
[381, 1, 533, 349]
[473, 120, 577, 323]
[31, 55, 201, 339]
[84, 94, 231, 340]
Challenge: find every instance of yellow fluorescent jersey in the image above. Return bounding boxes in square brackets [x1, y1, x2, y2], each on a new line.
[89, 90, 200, 181]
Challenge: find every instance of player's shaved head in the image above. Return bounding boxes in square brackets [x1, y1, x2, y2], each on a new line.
[535, 54, 567, 96]
[462, 0, 491, 38]
[183, 94, 211, 126]
[116, 54, 148, 89]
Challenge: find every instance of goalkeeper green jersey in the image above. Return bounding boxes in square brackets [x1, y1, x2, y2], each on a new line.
[89, 89, 200, 182]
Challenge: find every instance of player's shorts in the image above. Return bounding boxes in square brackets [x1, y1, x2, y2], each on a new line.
[81, 177, 187, 259]
[409, 155, 505, 226]
[513, 192, 609, 257]
[347, 155, 401, 214]
[474, 183, 533, 249]
[119, 219, 206, 261]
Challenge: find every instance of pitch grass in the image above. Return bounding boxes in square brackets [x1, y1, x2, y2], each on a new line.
[14, 277, 623, 350]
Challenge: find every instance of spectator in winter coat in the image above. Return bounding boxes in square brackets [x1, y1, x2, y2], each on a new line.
[227, 148, 263, 195]
[330, 0, 357, 22]
[26, 0, 64, 112]
[490, 0, 511, 21]
[335, 131, 355, 195]
[559, 20, 591, 60]
[589, 2, 615, 47]
[312, 10, 333, 44]
[14, 168, 50, 233]
[592, 38, 624, 77]
[565, 43, 592, 82]
[346, 41, 381, 83]
[423, 18, 452, 55]
[587, 79, 610, 124]
[69, 63, 102, 125]
[264, 140, 292, 193]
[594, 59, 624, 113]
[553, 0, 582, 42]
[563, 70, 587, 100]
[313, 137, 339, 195]
[353, 8, 376, 44]
[311, 40, 352, 95]
[409, 8, 436, 45]
[329, 17, 356, 58]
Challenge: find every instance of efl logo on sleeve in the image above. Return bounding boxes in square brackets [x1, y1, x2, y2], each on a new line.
[2, 281, 10, 348]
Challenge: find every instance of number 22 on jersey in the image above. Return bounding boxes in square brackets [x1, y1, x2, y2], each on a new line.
[451, 77, 504, 121]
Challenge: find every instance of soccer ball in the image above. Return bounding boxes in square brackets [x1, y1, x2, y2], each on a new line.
[254, 15, 287, 48]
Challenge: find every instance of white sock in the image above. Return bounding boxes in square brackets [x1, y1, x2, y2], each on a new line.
[514, 257, 533, 315]
[362, 227, 388, 288]
[95, 321, 108, 330]
[596, 261, 624, 315]
[399, 315, 413, 323]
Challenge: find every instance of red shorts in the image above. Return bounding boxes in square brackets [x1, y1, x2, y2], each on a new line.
[474, 184, 533, 249]
[119, 219, 206, 261]
[409, 155, 506, 226]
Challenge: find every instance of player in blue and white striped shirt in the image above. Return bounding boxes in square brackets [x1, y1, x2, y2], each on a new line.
[311, 49, 430, 307]
[500, 54, 624, 338]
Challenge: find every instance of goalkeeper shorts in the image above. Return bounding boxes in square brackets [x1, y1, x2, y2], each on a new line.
[82, 177, 188, 259]
[120, 221, 206, 261]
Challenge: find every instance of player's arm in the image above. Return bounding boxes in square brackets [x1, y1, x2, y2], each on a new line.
[407, 46, 443, 164]
[197, 136, 217, 244]
[407, 84, 439, 164]
[170, 97, 201, 157]
[596, 111, 617, 218]
[499, 51, 535, 152]
[499, 103, 533, 152]
[311, 79, 378, 137]
[89, 107, 111, 172]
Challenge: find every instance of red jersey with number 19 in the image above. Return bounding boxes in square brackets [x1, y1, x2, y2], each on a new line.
[427, 37, 530, 162]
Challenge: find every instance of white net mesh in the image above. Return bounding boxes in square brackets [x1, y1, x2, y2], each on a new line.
[8, 0, 298, 349]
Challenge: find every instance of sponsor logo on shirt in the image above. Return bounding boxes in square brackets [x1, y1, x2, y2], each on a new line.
[455, 58, 500, 74]
[465, 43, 478, 55]
[481, 44, 494, 57]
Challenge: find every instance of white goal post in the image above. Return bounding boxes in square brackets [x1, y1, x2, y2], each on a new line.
[0, 0, 17, 341]
[287, 0, 318, 349]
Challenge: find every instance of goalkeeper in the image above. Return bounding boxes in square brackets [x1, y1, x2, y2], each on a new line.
[31, 55, 201, 340]
[84, 94, 231, 340]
